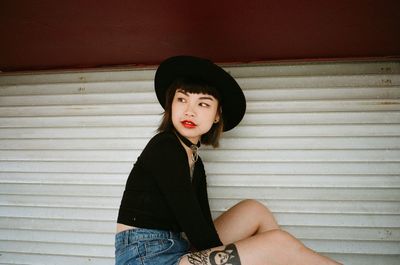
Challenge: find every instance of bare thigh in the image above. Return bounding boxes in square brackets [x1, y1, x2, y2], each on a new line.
[214, 199, 279, 244]
[179, 230, 341, 265]
[179, 230, 296, 265]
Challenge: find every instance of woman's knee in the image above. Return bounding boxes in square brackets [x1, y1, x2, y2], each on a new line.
[239, 199, 269, 214]
[239, 199, 278, 227]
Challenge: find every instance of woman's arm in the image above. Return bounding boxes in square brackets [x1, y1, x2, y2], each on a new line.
[142, 135, 221, 250]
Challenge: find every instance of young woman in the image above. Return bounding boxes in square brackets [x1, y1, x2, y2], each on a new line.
[115, 56, 341, 265]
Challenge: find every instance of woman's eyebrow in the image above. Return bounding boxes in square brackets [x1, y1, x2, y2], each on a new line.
[177, 89, 214, 101]
[176, 89, 188, 95]
[199, 96, 215, 101]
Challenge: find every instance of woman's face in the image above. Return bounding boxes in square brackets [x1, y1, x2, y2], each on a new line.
[171, 88, 220, 143]
[214, 251, 229, 264]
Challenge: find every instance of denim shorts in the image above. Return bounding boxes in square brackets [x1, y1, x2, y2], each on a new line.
[115, 228, 191, 265]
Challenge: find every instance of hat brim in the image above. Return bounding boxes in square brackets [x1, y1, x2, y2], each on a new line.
[155, 55, 246, 131]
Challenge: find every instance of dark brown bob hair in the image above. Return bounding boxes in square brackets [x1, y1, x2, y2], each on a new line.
[157, 77, 224, 148]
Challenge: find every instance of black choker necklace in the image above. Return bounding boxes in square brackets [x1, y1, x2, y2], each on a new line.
[174, 131, 200, 162]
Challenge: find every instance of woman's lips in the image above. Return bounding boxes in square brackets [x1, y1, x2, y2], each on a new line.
[181, 120, 197, 128]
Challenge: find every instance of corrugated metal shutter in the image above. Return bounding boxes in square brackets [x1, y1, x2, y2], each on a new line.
[0, 61, 399, 264]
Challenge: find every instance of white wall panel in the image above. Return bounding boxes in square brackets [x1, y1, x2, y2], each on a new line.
[0, 61, 399, 264]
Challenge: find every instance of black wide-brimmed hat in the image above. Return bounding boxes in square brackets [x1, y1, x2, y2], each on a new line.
[154, 55, 246, 131]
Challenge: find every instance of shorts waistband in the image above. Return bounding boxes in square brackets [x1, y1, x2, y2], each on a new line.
[115, 227, 183, 245]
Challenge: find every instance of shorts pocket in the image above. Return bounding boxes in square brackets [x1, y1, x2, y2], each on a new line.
[115, 242, 139, 264]
[144, 238, 174, 257]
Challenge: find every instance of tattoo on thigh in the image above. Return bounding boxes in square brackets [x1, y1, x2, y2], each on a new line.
[187, 244, 242, 265]
[187, 249, 211, 265]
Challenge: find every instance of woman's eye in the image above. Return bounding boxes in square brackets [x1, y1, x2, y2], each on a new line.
[177, 97, 186, 103]
[199, 102, 210, 107]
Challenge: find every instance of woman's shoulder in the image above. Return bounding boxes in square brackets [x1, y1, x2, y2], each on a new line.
[137, 131, 183, 164]
[143, 131, 180, 152]
[148, 130, 177, 144]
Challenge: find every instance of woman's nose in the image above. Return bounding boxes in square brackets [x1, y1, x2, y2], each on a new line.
[184, 103, 195, 117]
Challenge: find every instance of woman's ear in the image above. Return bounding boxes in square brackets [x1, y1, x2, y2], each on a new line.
[214, 108, 221, 123]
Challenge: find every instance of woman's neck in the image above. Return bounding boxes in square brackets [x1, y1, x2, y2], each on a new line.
[174, 130, 200, 164]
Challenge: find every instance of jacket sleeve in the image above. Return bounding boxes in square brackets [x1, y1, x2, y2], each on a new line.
[141, 135, 222, 250]
[194, 160, 221, 242]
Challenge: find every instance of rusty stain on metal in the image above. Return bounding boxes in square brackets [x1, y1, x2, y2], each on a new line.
[380, 67, 392, 73]
[379, 101, 399, 105]
[381, 79, 392, 85]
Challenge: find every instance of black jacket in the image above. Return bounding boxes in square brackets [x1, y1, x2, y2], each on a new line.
[117, 131, 222, 250]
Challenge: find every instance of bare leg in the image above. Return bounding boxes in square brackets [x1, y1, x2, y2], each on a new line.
[180, 199, 342, 264]
[214, 199, 279, 244]
[179, 229, 342, 265]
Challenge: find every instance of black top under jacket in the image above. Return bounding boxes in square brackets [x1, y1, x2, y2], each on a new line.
[117, 131, 222, 250]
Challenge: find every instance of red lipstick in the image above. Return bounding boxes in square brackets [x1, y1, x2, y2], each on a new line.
[181, 120, 197, 128]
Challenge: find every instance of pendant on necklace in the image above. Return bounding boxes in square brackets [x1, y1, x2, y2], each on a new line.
[190, 145, 199, 162]
[174, 130, 200, 163]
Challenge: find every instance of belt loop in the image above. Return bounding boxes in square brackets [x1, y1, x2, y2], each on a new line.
[124, 231, 129, 245]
